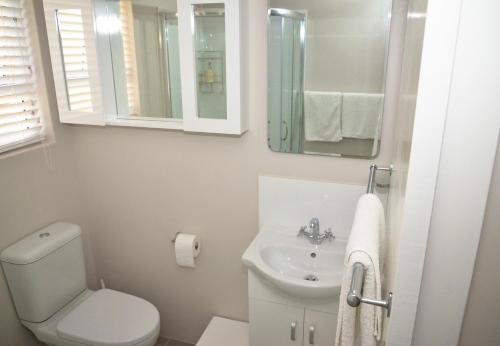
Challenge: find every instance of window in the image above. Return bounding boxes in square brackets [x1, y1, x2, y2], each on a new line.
[0, 0, 45, 154]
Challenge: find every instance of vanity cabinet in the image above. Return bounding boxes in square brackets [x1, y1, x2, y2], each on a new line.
[249, 298, 338, 346]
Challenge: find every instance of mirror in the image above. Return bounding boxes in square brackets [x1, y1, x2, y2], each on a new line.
[55, 8, 94, 113]
[106, 0, 182, 119]
[267, 0, 392, 157]
[193, 3, 227, 119]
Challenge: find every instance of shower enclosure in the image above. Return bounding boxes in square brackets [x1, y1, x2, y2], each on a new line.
[129, 7, 181, 118]
[267, 9, 305, 153]
[267, 0, 392, 158]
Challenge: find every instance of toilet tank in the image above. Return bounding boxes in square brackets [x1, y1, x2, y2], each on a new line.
[0, 222, 87, 323]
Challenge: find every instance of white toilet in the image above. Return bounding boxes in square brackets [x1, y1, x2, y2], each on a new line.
[0, 222, 160, 346]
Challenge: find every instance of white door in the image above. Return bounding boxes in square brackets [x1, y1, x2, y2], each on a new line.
[382, 0, 500, 344]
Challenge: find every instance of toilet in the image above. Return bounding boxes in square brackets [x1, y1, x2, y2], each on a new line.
[0, 222, 160, 346]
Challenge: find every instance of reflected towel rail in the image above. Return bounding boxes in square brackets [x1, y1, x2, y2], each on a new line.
[347, 262, 393, 317]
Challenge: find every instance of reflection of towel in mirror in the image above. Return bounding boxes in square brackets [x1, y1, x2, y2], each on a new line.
[342, 93, 384, 139]
[304, 91, 343, 142]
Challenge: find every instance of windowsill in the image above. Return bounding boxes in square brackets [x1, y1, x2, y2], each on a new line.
[0, 136, 54, 160]
[105, 116, 184, 131]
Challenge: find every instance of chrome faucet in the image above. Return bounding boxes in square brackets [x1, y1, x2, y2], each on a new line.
[297, 218, 335, 244]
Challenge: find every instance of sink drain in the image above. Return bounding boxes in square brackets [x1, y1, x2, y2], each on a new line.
[304, 274, 319, 282]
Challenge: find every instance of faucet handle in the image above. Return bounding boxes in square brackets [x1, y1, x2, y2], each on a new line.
[297, 226, 307, 237]
[325, 228, 335, 241]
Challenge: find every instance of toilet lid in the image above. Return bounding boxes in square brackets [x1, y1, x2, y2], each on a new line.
[57, 289, 159, 346]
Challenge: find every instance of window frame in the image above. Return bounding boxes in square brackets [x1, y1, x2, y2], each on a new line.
[0, 0, 54, 157]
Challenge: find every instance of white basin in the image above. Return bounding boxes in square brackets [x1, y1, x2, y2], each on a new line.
[242, 225, 346, 298]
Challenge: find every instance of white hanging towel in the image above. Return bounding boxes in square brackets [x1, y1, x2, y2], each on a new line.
[341, 93, 384, 139]
[304, 91, 343, 142]
[335, 193, 386, 346]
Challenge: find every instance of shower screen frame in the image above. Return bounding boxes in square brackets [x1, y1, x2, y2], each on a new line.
[267, 8, 306, 153]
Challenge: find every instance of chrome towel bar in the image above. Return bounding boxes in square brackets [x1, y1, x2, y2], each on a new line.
[366, 164, 393, 194]
[347, 262, 393, 317]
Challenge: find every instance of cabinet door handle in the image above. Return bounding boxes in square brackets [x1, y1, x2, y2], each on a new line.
[290, 321, 297, 341]
[309, 325, 315, 344]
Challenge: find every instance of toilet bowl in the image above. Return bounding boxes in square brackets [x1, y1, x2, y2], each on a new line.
[22, 289, 160, 346]
[0, 222, 160, 346]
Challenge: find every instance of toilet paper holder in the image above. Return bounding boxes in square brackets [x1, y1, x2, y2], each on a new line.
[171, 232, 181, 244]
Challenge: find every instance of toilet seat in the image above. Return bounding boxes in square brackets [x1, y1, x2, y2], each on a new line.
[57, 289, 160, 346]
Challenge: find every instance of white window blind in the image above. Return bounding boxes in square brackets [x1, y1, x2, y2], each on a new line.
[0, 0, 44, 153]
[119, 0, 140, 116]
[55, 8, 93, 112]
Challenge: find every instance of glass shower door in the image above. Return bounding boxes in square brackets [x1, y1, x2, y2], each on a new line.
[267, 10, 305, 153]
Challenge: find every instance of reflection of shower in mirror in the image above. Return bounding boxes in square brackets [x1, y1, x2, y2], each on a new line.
[106, 0, 183, 120]
[267, 0, 393, 158]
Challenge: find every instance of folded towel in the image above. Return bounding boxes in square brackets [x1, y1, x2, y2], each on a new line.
[342, 93, 384, 139]
[335, 193, 386, 346]
[304, 91, 343, 142]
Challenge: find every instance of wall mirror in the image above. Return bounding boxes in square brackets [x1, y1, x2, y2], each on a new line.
[267, 0, 393, 157]
[106, 0, 183, 120]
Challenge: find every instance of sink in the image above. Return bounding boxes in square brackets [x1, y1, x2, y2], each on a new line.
[242, 225, 346, 298]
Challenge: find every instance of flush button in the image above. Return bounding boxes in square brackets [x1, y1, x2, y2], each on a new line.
[39, 232, 50, 238]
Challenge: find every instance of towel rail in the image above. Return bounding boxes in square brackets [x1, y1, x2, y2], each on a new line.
[366, 164, 393, 194]
[347, 262, 393, 317]
[349, 165, 394, 317]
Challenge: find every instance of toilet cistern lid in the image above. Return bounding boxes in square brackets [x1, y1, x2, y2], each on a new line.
[57, 289, 160, 346]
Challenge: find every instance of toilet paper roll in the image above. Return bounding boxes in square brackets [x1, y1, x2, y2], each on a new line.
[174, 233, 200, 268]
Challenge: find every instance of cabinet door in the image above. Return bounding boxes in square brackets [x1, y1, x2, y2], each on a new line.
[249, 298, 304, 346]
[178, 0, 248, 134]
[303, 310, 338, 346]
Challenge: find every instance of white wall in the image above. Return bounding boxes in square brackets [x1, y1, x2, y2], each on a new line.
[459, 139, 500, 346]
[0, 2, 98, 345]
